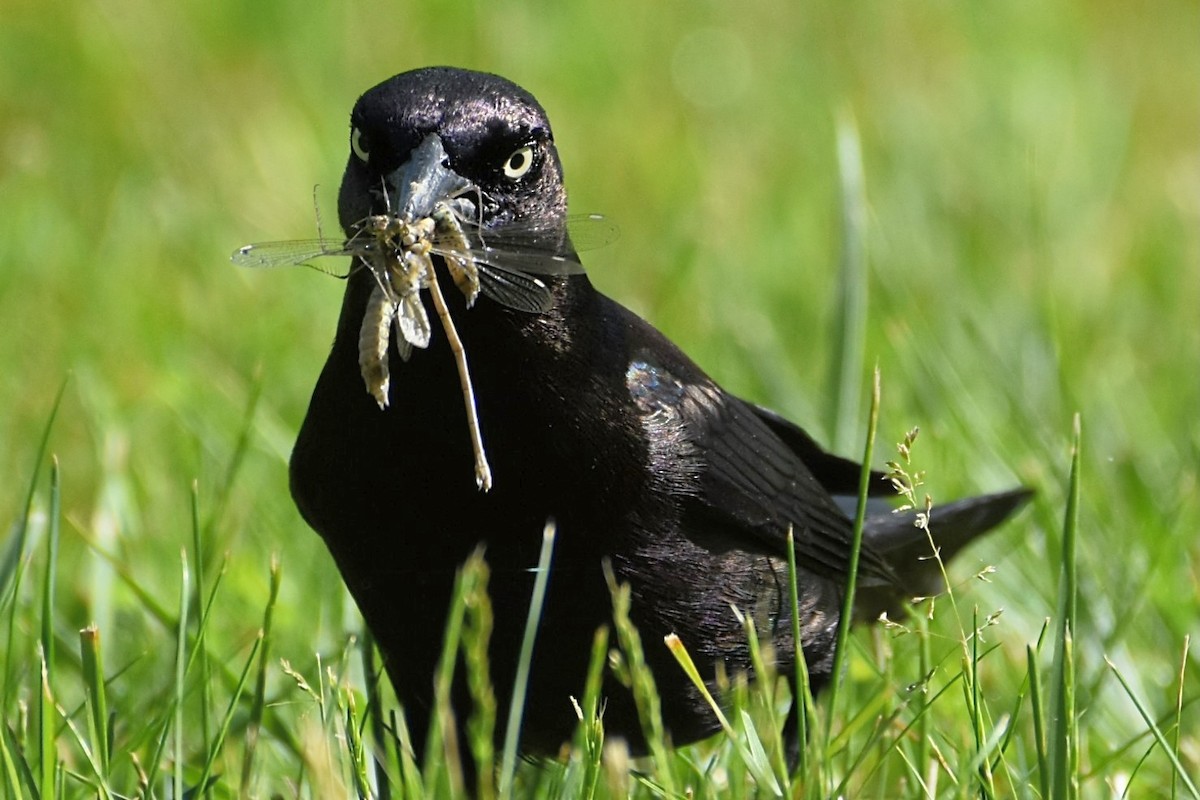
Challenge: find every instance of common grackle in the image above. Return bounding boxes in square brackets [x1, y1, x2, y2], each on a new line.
[278, 66, 1030, 765]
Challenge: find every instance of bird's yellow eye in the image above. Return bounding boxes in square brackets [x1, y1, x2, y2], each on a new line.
[503, 145, 535, 180]
[351, 128, 369, 162]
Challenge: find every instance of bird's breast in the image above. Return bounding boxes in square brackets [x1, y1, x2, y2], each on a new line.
[290, 283, 652, 569]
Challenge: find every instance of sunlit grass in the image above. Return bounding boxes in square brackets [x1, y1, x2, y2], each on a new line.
[11, 396, 1194, 797]
[2, 0, 1197, 796]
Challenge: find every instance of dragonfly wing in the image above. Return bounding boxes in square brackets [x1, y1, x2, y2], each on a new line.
[443, 214, 614, 277]
[427, 241, 561, 312]
[475, 265, 554, 313]
[231, 239, 356, 278]
[476, 245, 586, 276]
[564, 213, 619, 254]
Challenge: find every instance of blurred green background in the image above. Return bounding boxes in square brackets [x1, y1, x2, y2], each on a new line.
[2, 0, 1197, 791]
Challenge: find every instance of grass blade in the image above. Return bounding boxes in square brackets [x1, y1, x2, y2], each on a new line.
[825, 367, 880, 747]
[1049, 414, 1081, 799]
[240, 557, 282, 795]
[1, 378, 67, 616]
[498, 520, 557, 799]
[425, 553, 479, 795]
[967, 606, 997, 796]
[738, 608, 788, 788]
[34, 458, 63, 797]
[36, 645, 54, 799]
[392, 708, 424, 800]
[39, 458, 61, 686]
[360, 632, 395, 800]
[346, 688, 373, 800]
[79, 626, 110, 777]
[1, 719, 37, 799]
[197, 631, 264, 795]
[1027, 643, 1049, 799]
[462, 558, 496, 800]
[738, 709, 783, 796]
[189, 481, 213, 752]
[604, 562, 676, 795]
[785, 525, 817, 787]
[1173, 636, 1191, 800]
[173, 549, 190, 800]
[1105, 656, 1200, 799]
[828, 109, 869, 454]
[572, 624, 610, 800]
[665, 633, 733, 735]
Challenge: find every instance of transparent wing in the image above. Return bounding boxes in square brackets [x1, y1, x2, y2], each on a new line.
[430, 213, 615, 270]
[426, 213, 617, 310]
[231, 239, 361, 278]
[232, 214, 616, 308]
[474, 245, 584, 276]
[475, 265, 553, 313]
[566, 213, 620, 253]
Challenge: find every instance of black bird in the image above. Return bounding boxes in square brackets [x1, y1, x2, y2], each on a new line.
[285, 67, 1030, 765]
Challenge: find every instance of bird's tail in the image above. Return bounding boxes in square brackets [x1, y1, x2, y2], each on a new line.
[847, 488, 1033, 622]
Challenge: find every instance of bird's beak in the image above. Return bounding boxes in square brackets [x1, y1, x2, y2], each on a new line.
[378, 133, 477, 221]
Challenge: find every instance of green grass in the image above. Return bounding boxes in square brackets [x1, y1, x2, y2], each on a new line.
[2, 0, 1198, 796]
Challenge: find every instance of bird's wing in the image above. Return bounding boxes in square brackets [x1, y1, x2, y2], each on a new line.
[747, 403, 895, 498]
[625, 357, 898, 587]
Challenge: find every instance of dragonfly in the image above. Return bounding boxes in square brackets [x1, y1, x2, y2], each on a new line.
[231, 212, 614, 312]
[233, 208, 616, 491]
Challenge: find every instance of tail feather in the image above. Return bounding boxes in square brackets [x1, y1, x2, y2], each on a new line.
[849, 488, 1033, 621]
